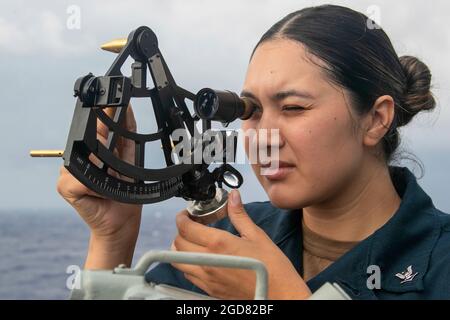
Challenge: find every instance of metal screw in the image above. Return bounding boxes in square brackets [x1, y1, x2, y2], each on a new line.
[194, 170, 202, 179]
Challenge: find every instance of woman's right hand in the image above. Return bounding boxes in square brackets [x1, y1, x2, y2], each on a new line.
[57, 105, 143, 268]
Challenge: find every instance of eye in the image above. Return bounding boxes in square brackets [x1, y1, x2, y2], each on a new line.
[282, 105, 306, 112]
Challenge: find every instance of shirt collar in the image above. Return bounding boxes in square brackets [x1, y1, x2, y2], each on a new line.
[303, 166, 441, 298]
[365, 166, 441, 293]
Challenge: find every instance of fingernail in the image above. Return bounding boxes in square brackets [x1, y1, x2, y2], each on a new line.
[230, 190, 241, 206]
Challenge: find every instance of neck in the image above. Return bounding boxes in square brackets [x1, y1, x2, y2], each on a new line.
[302, 160, 401, 242]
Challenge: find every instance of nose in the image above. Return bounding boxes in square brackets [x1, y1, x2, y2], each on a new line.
[256, 111, 286, 150]
[257, 129, 284, 151]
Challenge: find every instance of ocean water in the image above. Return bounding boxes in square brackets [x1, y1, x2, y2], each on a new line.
[0, 208, 178, 300]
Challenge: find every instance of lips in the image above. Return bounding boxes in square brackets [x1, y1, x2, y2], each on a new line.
[260, 161, 296, 181]
[260, 160, 295, 168]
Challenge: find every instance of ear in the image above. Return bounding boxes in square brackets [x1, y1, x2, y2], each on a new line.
[362, 95, 395, 147]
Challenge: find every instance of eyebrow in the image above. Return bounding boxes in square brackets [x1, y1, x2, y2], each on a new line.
[240, 89, 314, 102]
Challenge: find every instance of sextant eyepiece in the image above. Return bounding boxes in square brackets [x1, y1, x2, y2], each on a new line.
[194, 88, 254, 123]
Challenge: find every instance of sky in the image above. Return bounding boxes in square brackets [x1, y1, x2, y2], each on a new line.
[0, 0, 449, 212]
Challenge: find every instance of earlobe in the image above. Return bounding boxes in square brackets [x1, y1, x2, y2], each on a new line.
[363, 95, 395, 147]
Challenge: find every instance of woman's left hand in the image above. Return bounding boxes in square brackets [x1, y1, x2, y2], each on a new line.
[171, 190, 312, 300]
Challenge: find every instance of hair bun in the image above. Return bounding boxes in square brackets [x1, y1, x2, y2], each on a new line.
[398, 55, 436, 126]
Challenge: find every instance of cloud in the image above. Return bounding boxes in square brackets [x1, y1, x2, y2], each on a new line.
[0, 7, 96, 56]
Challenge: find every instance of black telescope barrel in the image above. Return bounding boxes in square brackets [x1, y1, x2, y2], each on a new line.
[194, 88, 253, 122]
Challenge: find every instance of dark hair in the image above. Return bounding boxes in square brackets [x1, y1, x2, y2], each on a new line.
[253, 5, 436, 165]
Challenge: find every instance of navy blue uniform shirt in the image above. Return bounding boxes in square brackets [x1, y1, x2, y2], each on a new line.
[145, 166, 450, 299]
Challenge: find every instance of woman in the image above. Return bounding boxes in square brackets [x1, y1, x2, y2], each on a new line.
[57, 5, 450, 299]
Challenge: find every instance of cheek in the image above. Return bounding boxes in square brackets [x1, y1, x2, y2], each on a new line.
[291, 116, 355, 155]
[287, 115, 363, 185]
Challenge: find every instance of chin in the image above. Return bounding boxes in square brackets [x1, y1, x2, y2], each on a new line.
[264, 183, 307, 210]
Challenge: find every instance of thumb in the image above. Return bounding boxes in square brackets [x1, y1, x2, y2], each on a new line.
[227, 190, 258, 238]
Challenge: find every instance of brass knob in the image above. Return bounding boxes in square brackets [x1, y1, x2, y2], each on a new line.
[29, 150, 64, 157]
[100, 38, 127, 53]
